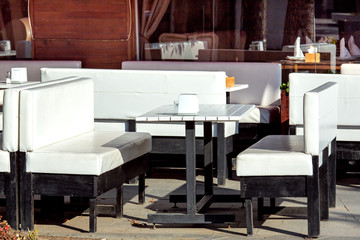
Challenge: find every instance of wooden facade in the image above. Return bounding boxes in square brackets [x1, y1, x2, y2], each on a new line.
[30, 0, 136, 69]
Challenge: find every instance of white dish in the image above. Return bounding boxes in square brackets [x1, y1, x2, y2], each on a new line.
[286, 56, 305, 61]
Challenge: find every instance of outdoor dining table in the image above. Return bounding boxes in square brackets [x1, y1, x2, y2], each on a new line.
[136, 103, 255, 225]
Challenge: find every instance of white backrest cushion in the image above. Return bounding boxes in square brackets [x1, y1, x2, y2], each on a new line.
[2, 77, 86, 152]
[122, 61, 281, 106]
[289, 73, 360, 126]
[19, 78, 94, 151]
[304, 82, 338, 155]
[41, 68, 226, 119]
[341, 64, 360, 74]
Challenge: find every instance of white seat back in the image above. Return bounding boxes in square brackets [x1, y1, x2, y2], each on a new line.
[122, 61, 282, 106]
[41, 68, 227, 120]
[19, 78, 94, 151]
[340, 63, 360, 74]
[2, 77, 82, 152]
[289, 72, 360, 128]
[303, 82, 338, 155]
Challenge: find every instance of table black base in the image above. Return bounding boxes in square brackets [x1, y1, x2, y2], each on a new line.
[148, 213, 235, 224]
[170, 194, 245, 205]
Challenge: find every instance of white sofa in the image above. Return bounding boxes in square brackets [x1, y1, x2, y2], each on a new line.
[16, 77, 151, 232]
[41, 68, 236, 185]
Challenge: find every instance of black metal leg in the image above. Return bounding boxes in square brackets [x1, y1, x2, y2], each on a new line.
[204, 122, 213, 196]
[186, 121, 196, 215]
[320, 148, 329, 220]
[216, 122, 227, 186]
[329, 139, 336, 208]
[20, 152, 34, 231]
[245, 198, 254, 236]
[116, 185, 123, 218]
[89, 197, 97, 233]
[7, 152, 19, 229]
[257, 198, 264, 221]
[139, 173, 145, 204]
[307, 156, 320, 238]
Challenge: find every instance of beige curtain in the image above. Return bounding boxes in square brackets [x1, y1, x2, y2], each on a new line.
[140, 0, 170, 58]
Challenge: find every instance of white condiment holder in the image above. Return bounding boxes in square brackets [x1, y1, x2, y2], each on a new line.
[11, 67, 27, 83]
[177, 93, 199, 115]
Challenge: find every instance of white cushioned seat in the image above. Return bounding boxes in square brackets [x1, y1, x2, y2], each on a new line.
[236, 135, 313, 176]
[26, 131, 151, 175]
[237, 105, 280, 124]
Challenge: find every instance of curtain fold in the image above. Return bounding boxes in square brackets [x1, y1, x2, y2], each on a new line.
[140, 0, 170, 58]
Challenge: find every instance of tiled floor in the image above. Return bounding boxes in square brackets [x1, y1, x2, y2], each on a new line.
[33, 169, 360, 240]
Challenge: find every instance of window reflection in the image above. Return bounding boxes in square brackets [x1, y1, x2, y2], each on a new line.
[137, 0, 360, 68]
[0, 0, 30, 59]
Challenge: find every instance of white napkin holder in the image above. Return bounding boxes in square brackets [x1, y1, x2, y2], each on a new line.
[11, 67, 27, 83]
[178, 94, 199, 115]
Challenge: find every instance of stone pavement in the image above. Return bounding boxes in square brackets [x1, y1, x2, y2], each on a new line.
[34, 170, 360, 240]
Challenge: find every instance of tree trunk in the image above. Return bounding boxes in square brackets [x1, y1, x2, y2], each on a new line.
[282, 0, 315, 46]
[243, 0, 267, 48]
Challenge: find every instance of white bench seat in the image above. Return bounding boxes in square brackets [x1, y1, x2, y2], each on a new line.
[26, 131, 151, 175]
[237, 105, 280, 124]
[19, 77, 152, 233]
[236, 135, 313, 177]
[237, 82, 338, 238]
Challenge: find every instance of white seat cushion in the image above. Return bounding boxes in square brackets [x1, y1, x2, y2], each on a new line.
[236, 135, 313, 176]
[237, 105, 280, 124]
[26, 131, 151, 176]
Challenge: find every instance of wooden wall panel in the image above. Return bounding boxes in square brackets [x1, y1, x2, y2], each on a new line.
[33, 40, 129, 69]
[31, 0, 136, 69]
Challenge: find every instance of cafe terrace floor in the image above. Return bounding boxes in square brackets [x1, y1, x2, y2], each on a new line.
[23, 167, 360, 240]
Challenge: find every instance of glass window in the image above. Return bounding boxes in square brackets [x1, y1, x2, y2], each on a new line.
[0, 0, 30, 59]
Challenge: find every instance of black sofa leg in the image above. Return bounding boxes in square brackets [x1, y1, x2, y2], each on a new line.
[320, 149, 329, 220]
[138, 173, 145, 204]
[257, 198, 264, 221]
[116, 185, 123, 218]
[7, 152, 19, 229]
[307, 175, 320, 238]
[329, 139, 336, 208]
[20, 171, 34, 231]
[89, 197, 97, 233]
[217, 123, 227, 186]
[245, 198, 254, 236]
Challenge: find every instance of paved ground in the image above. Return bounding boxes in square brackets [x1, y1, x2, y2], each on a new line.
[32, 169, 360, 240]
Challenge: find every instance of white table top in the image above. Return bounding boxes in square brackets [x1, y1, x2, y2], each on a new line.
[136, 104, 255, 122]
[226, 84, 249, 92]
[0, 81, 40, 89]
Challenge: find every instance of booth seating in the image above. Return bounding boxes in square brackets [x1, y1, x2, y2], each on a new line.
[289, 72, 360, 178]
[17, 78, 152, 232]
[0, 83, 45, 229]
[0, 60, 82, 131]
[40, 68, 236, 185]
[236, 82, 338, 238]
[0, 76, 83, 229]
[121, 61, 282, 154]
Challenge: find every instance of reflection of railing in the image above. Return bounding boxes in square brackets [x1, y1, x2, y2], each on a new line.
[145, 40, 207, 60]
